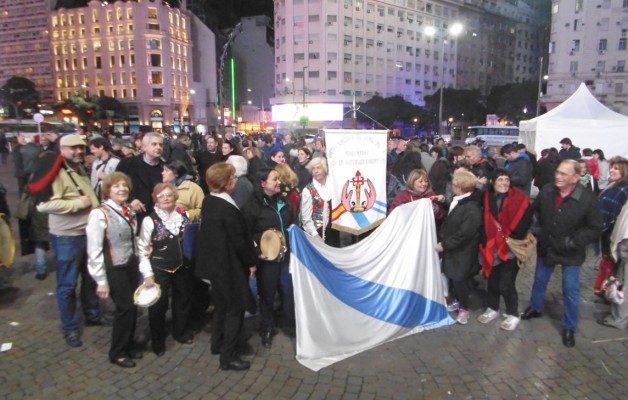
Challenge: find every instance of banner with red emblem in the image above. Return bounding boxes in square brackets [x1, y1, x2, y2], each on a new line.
[324, 129, 388, 235]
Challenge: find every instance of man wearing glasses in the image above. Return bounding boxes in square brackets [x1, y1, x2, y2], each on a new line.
[521, 159, 602, 347]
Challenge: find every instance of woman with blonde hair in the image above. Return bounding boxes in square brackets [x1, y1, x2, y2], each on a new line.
[435, 169, 482, 325]
[387, 168, 445, 221]
[274, 163, 300, 219]
[300, 157, 339, 246]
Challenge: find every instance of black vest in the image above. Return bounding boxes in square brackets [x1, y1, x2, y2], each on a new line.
[149, 209, 188, 272]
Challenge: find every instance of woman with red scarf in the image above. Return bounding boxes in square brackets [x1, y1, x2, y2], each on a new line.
[478, 169, 532, 331]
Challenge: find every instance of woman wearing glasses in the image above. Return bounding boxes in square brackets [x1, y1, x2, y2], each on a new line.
[137, 183, 194, 356]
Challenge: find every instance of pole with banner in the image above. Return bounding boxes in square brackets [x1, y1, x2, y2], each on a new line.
[325, 129, 388, 235]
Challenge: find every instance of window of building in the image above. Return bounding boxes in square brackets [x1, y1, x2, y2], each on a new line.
[570, 61, 578, 72]
[599, 39, 608, 51]
[571, 40, 580, 51]
[148, 39, 161, 49]
[328, 71, 337, 80]
[130, 54, 135, 66]
[150, 71, 163, 85]
[148, 8, 158, 19]
[619, 38, 627, 50]
[617, 60, 625, 72]
[92, 10, 98, 23]
[110, 55, 115, 67]
[95, 56, 102, 69]
[309, 15, 320, 23]
[111, 72, 117, 85]
[149, 54, 161, 67]
[596, 61, 606, 72]
[82, 58, 87, 68]
[309, 52, 320, 59]
[152, 88, 164, 98]
[309, 71, 319, 78]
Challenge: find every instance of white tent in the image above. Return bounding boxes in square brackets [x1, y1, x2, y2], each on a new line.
[519, 83, 628, 159]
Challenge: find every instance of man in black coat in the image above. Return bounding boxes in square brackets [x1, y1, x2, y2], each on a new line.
[521, 160, 602, 348]
[116, 132, 164, 224]
[501, 144, 533, 196]
[195, 135, 222, 194]
[465, 145, 496, 191]
[558, 137, 581, 160]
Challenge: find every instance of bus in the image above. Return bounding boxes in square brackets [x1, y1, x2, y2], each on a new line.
[0, 120, 80, 140]
[465, 125, 519, 146]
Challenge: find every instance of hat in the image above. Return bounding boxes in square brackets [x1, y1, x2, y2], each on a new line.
[60, 134, 86, 147]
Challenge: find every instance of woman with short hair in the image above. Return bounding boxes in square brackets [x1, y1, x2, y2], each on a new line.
[435, 169, 482, 325]
[300, 157, 339, 246]
[388, 168, 445, 221]
[196, 163, 257, 370]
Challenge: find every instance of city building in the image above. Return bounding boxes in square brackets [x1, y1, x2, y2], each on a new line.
[0, 0, 55, 102]
[270, 0, 550, 131]
[49, 0, 215, 133]
[543, 0, 628, 115]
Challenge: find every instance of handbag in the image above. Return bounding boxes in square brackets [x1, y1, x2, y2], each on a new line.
[15, 192, 33, 220]
[182, 222, 200, 260]
[491, 216, 537, 268]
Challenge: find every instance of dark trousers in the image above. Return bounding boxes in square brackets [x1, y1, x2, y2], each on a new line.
[148, 267, 193, 348]
[257, 260, 293, 332]
[188, 277, 211, 330]
[486, 258, 520, 316]
[106, 266, 140, 361]
[451, 276, 473, 311]
[211, 293, 245, 364]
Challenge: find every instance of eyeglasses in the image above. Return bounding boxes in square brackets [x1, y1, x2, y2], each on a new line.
[156, 192, 174, 199]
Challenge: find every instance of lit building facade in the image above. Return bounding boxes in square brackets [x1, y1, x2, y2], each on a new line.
[0, 0, 55, 101]
[271, 0, 549, 127]
[544, 0, 628, 114]
[49, 0, 196, 132]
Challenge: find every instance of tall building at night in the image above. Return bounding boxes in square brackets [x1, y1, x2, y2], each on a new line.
[543, 0, 628, 115]
[0, 0, 55, 101]
[270, 0, 550, 129]
[50, 0, 216, 132]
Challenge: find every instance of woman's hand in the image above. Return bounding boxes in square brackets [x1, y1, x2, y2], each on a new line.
[130, 199, 146, 213]
[249, 266, 257, 278]
[143, 276, 156, 288]
[144, 244, 153, 258]
[430, 194, 444, 203]
[259, 254, 269, 260]
[96, 284, 110, 299]
[435, 242, 443, 252]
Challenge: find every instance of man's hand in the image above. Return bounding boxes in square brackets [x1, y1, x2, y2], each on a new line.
[130, 199, 146, 213]
[249, 266, 257, 278]
[435, 242, 443, 252]
[79, 195, 92, 208]
[143, 276, 156, 288]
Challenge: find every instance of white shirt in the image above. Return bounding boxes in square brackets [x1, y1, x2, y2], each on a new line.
[137, 207, 186, 279]
[448, 192, 472, 214]
[210, 191, 238, 209]
[300, 178, 331, 237]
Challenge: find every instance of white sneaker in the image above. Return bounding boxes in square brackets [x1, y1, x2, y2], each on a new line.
[457, 309, 469, 325]
[477, 308, 499, 324]
[500, 315, 520, 331]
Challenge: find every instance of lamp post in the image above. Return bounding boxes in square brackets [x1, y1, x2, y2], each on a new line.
[425, 22, 463, 136]
[536, 56, 546, 117]
[300, 66, 308, 138]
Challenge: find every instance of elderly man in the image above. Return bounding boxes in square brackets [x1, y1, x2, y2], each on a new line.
[36, 134, 101, 347]
[116, 132, 164, 224]
[465, 145, 496, 190]
[521, 159, 602, 348]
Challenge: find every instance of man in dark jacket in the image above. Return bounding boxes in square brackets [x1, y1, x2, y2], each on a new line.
[501, 144, 533, 196]
[465, 145, 496, 191]
[521, 160, 602, 348]
[558, 137, 581, 160]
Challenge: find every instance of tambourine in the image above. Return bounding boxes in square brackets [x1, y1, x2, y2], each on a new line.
[0, 214, 15, 268]
[133, 283, 161, 308]
[260, 229, 286, 261]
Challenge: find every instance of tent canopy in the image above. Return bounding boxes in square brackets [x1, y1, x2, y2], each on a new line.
[519, 83, 628, 159]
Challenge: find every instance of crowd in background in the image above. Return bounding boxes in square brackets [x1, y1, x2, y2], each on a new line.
[2, 127, 627, 369]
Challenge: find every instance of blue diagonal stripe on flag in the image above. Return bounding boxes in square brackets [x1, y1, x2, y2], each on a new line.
[290, 227, 450, 328]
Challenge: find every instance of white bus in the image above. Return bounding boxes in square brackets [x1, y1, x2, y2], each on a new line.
[465, 125, 519, 146]
[0, 120, 80, 140]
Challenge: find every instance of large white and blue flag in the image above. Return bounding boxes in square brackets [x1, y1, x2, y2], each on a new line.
[289, 199, 455, 371]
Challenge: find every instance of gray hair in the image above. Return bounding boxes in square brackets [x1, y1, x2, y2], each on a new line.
[306, 157, 328, 175]
[226, 155, 248, 177]
[465, 146, 482, 158]
[142, 132, 163, 146]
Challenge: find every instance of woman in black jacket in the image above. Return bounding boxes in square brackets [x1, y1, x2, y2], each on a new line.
[242, 168, 295, 348]
[435, 169, 483, 325]
[196, 163, 257, 371]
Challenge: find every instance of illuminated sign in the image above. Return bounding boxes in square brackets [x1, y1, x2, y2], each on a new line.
[272, 103, 344, 122]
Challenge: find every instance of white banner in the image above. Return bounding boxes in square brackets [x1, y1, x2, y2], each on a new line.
[325, 129, 388, 234]
[289, 199, 455, 371]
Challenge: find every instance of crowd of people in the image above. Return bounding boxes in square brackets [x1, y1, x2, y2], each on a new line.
[4, 127, 628, 371]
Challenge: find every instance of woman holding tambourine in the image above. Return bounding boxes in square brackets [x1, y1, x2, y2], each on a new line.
[87, 172, 142, 368]
[242, 168, 295, 349]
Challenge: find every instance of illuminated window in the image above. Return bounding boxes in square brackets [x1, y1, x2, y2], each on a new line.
[148, 8, 158, 19]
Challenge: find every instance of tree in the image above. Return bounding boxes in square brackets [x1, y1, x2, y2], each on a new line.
[486, 81, 538, 124]
[0, 76, 40, 118]
[424, 88, 487, 131]
[357, 95, 428, 129]
[55, 94, 126, 129]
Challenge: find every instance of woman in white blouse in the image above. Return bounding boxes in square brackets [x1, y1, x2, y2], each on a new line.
[299, 157, 340, 246]
[137, 182, 194, 356]
[87, 172, 142, 368]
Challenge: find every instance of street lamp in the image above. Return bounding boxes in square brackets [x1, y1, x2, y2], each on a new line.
[301, 66, 308, 138]
[424, 22, 463, 135]
[536, 56, 547, 116]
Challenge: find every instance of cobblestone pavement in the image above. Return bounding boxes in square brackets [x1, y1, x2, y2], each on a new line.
[1, 157, 628, 400]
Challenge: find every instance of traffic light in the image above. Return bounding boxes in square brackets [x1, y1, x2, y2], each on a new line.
[17, 101, 23, 106]
[86, 109, 94, 114]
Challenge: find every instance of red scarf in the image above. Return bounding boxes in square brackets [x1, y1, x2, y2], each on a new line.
[479, 188, 529, 277]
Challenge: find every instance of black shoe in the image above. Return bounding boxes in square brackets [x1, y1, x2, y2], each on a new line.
[152, 343, 165, 357]
[85, 319, 103, 327]
[127, 350, 143, 359]
[562, 329, 575, 348]
[520, 306, 542, 320]
[177, 332, 194, 344]
[35, 272, 47, 280]
[220, 358, 250, 371]
[111, 357, 136, 368]
[260, 331, 272, 348]
[65, 332, 82, 348]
